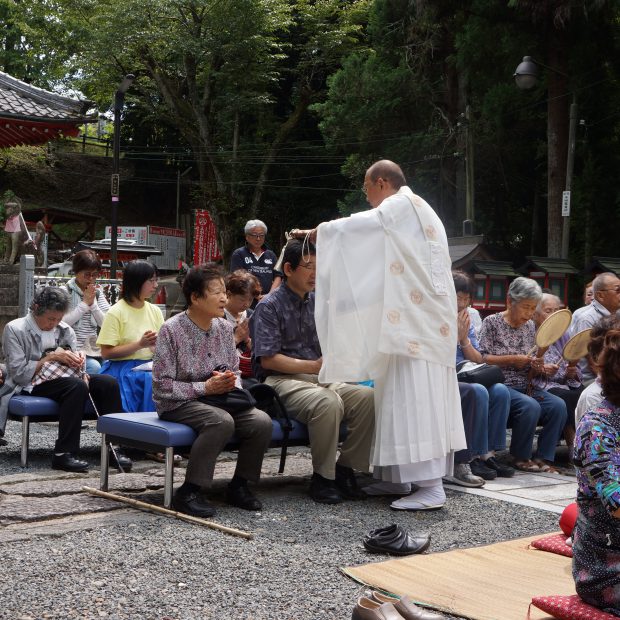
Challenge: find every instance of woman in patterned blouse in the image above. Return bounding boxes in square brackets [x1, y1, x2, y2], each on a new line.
[479, 277, 567, 473]
[152, 264, 272, 518]
[573, 327, 620, 615]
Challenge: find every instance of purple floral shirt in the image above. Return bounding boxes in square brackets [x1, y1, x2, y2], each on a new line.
[478, 312, 535, 389]
[152, 312, 240, 414]
[531, 331, 582, 391]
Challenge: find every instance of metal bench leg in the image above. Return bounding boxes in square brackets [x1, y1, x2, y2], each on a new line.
[20, 416, 30, 467]
[100, 433, 109, 491]
[164, 446, 174, 509]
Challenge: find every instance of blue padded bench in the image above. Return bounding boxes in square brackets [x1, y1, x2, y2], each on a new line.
[97, 412, 196, 508]
[97, 411, 346, 509]
[8, 395, 96, 467]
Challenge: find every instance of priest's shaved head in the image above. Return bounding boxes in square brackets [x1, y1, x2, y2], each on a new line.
[363, 160, 407, 208]
[367, 160, 406, 187]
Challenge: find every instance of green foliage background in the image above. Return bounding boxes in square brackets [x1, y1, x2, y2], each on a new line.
[0, 0, 618, 266]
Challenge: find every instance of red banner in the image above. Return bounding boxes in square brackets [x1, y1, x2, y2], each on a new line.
[193, 209, 221, 265]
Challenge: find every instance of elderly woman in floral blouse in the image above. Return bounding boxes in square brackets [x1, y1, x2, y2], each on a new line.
[152, 264, 272, 518]
[573, 327, 620, 615]
[479, 277, 567, 473]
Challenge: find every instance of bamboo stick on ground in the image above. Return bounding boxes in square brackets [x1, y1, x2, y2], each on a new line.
[82, 486, 253, 540]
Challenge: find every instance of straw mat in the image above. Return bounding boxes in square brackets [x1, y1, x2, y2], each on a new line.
[342, 533, 575, 620]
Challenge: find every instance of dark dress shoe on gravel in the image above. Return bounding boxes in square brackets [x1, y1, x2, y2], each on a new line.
[309, 473, 343, 504]
[352, 595, 403, 620]
[363, 524, 431, 556]
[335, 464, 366, 500]
[51, 453, 89, 473]
[226, 485, 262, 511]
[109, 447, 132, 471]
[173, 490, 216, 518]
[372, 592, 445, 620]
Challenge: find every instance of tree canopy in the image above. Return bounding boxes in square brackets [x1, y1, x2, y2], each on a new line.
[1, 0, 619, 266]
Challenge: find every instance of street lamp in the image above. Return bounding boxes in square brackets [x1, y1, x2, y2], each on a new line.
[514, 56, 577, 260]
[110, 73, 135, 280]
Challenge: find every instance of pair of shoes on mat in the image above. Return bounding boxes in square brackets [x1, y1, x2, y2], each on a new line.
[390, 486, 446, 511]
[363, 481, 413, 496]
[443, 463, 484, 488]
[353, 591, 445, 620]
[363, 524, 430, 556]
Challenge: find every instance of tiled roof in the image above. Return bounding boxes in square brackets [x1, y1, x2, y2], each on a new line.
[520, 256, 579, 275]
[471, 260, 519, 277]
[0, 71, 94, 122]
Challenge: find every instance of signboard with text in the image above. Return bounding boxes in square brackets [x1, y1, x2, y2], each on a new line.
[193, 209, 221, 265]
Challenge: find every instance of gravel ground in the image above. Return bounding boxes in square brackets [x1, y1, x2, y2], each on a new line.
[0, 419, 560, 620]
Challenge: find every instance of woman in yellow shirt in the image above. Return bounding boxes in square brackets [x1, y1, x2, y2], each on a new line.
[97, 260, 163, 412]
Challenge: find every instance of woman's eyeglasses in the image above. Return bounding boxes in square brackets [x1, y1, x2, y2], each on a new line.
[247, 233, 266, 239]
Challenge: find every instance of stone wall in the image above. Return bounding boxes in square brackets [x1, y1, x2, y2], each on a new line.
[0, 264, 19, 357]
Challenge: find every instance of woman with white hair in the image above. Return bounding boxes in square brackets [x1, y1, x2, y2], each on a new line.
[479, 277, 568, 472]
[230, 219, 281, 298]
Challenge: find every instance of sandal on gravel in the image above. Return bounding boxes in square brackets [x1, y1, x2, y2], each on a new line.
[533, 459, 560, 474]
[513, 459, 541, 473]
[146, 452, 183, 466]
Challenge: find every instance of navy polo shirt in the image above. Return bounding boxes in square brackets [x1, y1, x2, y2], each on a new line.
[230, 245, 279, 294]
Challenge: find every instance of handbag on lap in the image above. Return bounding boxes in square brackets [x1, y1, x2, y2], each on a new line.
[456, 361, 505, 388]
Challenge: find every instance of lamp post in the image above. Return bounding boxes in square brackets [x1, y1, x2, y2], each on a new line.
[110, 74, 135, 280]
[514, 56, 577, 260]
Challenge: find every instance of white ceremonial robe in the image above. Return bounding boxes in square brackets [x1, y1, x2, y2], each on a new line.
[315, 186, 466, 481]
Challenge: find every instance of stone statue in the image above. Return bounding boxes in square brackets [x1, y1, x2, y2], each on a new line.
[1, 192, 45, 266]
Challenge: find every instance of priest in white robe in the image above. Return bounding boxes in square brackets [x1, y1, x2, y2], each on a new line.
[311, 160, 466, 510]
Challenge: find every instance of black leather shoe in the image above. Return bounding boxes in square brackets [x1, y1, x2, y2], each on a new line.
[173, 490, 216, 518]
[109, 447, 133, 472]
[363, 524, 431, 556]
[335, 464, 366, 500]
[226, 484, 262, 511]
[51, 453, 89, 473]
[309, 473, 343, 504]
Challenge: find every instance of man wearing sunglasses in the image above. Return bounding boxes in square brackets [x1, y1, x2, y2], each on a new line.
[230, 219, 281, 300]
[571, 272, 620, 385]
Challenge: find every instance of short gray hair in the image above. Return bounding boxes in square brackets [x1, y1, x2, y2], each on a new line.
[31, 286, 70, 316]
[508, 277, 542, 304]
[593, 272, 617, 294]
[244, 219, 267, 234]
[536, 292, 561, 311]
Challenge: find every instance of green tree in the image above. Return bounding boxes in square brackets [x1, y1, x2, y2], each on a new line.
[49, 0, 367, 260]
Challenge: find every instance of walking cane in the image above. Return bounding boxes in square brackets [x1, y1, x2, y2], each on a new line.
[81, 359, 125, 474]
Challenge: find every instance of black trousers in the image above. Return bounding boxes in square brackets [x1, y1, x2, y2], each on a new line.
[548, 386, 584, 430]
[30, 374, 122, 454]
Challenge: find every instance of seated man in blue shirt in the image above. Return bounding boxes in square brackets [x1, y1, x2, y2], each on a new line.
[250, 239, 375, 504]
